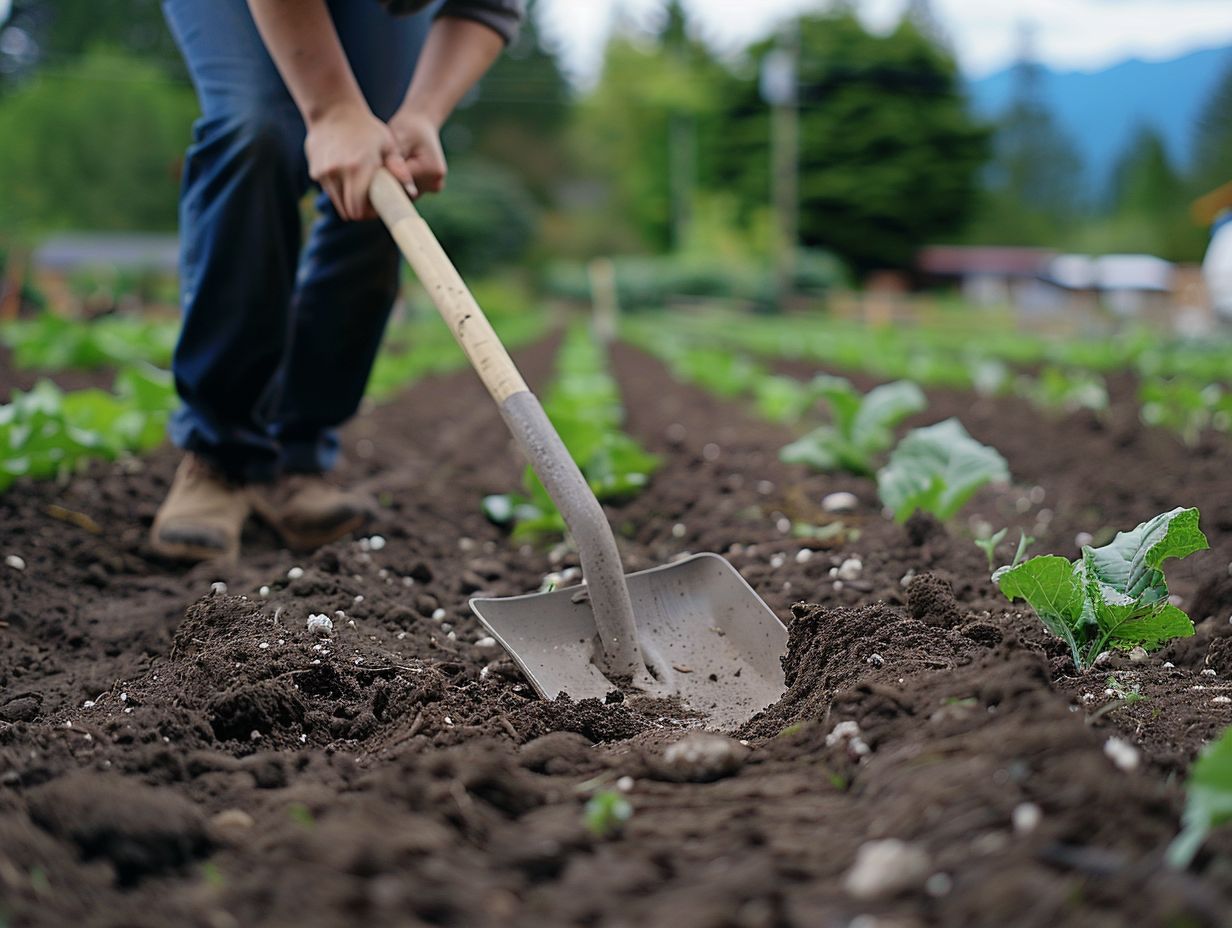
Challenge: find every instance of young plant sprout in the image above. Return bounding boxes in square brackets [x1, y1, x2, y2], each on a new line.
[1169, 726, 1232, 869]
[995, 508, 1208, 671]
[975, 528, 1034, 573]
[584, 789, 633, 838]
[876, 419, 1009, 523]
[779, 376, 926, 476]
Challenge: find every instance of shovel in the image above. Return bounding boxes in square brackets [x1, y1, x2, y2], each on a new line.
[370, 169, 787, 729]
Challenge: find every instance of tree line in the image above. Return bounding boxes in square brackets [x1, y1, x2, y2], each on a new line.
[0, 0, 1228, 274]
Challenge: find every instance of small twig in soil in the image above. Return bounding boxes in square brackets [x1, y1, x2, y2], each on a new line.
[497, 713, 519, 741]
[1085, 699, 1129, 725]
[46, 504, 102, 535]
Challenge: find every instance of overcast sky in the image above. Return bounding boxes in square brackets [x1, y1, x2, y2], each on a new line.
[537, 0, 1232, 84]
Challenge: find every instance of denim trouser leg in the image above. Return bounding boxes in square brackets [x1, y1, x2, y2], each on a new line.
[162, 0, 433, 481]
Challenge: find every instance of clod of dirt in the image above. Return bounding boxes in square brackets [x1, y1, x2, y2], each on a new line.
[519, 731, 598, 775]
[208, 680, 308, 742]
[514, 695, 652, 744]
[904, 511, 945, 547]
[906, 573, 966, 628]
[652, 733, 749, 783]
[1205, 637, 1232, 675]
[0, 693, 42, 722]
[1189, 573, 1232, 624]
[844, 839, 932, 899]
[26, 774, 209, 885]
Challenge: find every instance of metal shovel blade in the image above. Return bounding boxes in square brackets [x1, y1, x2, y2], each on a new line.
[470, 553, 788, 730]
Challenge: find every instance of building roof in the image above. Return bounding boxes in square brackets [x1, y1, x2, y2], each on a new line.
[1047, 253, 1174, 292]
[917, 245, 1057, 278]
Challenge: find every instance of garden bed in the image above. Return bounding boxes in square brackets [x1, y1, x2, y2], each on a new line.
[2, 337, 1231, 927]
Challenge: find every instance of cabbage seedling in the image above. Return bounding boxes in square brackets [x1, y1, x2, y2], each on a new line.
[1168, 726, 1232, 869]
[584, 789, 632, 838]
[995, 508, 1208, 670]
[780, 376, 926, 476]
[876, 419, 1009, 522]
[975, 529, 1033, 573]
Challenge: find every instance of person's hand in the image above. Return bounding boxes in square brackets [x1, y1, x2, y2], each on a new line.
[388, 110, 447, 198]
[305, 102, 413, 221]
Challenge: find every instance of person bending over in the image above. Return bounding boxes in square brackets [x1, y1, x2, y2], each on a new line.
[153, 0, 521, 562]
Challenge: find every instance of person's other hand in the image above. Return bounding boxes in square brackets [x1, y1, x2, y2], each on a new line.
[305, 102, 413, 220]
[388, 110, 447, 199]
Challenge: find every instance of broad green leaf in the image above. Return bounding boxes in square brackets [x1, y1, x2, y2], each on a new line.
[877, 418, 1009, 522]
[814, 375, 862, 435]
[1097, 600, 1194, 652]
[995, 555, 1085, 666]
[850, 380, 927, 453]
[1082, 508, 1208, 600]
[780, 427, 864, 475]
[1169, 728, 1232, 869]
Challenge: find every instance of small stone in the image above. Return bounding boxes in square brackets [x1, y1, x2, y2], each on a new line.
[475, 636, 497, 648]
[1104, 736, 1140, 772]
[306, 614, 333, 636]
[1128, 646, 1149, 662]
[4, 554, 25, 571]
[671, 523, 686, 538]
[211, 809, 255, 834]
[616, 776, 634, 792]
[1201, 669, 1217, 677]
[368, 535, 386, 551]
[656, 733, 749, 783]
[822, 491, 859, 514]
[837, 557, 863, 581]
[432, 608, 447, 621]
[1075, 532, 1094, 548]
[702, 443, 720, 462]
[1012, 802, 1041, 834]
[795, 549, 813, 564]
[775, 517, 791, 534]
[925, 872, 953, 897]
[770, 553, 786, 569]
[1213, 696, 1231, 704]
[287, 567, 304, 580]
[258, 642, 270, 650]
[259, 586, 270, 597]
[210, 581, 228, 595]
[844, 839, 931, 899]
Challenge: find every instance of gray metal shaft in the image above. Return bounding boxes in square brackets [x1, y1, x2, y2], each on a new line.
[498, 390, 648, 680]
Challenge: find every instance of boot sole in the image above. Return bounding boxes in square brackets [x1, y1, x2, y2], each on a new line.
[149, 530, 239, 564]
[257, 511, 368, 554]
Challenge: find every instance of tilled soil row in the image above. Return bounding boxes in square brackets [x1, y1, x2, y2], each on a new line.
[0, 337, 1229, 927]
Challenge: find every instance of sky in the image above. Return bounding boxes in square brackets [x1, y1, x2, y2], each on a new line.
[537, 0, 1232, 85]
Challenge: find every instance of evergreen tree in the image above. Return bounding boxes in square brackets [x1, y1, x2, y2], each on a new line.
[1190, 56, 1232, 196]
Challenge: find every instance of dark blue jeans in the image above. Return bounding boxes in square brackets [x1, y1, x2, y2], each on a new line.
[162, 0, 433, 481]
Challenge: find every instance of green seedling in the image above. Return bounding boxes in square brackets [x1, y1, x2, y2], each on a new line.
[975, 528, 1008, 571]
[1018, 367, 1109, 415]
[584, 789, 632, 838]
[780, 376, 926, 476]
[287, 802, 315, 829]
[876, 418, 1009, 523]
[1106, 676, 1146, 705]
[996, 507, 1208, 670]
[1168, 726, 1232, 869]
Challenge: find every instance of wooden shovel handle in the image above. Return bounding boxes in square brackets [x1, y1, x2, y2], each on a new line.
[369, 168, 529, 403]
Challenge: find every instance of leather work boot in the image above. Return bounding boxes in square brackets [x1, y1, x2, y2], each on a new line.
[248, 474, 372, 553]
[150, 454, 251, 562]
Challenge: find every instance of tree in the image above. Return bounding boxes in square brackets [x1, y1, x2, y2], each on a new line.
[964, 23, 1084, 246]
[714, 11, 989, 272]
[1190, 57, 1232, 197]
[0, 48, 196, 232]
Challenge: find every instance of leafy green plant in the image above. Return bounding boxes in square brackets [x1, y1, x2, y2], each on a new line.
[1, 312, 178, 370]
[876, 418, 1009, 522]
[1105, 675, 1146, 705]
[995, 508, 1208, 670]
[0, 364, 176, 492]
[1140, 378, 1224, 446]
[584, 789, 633, 838]
[1168, 727, 1232, 869]
[780, 376, 926, 475]
[484, 327, 659, 538]
[1017, 367, 1109, 415]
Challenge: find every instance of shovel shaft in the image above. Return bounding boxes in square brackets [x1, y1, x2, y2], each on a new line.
[369, 169, 651, 682]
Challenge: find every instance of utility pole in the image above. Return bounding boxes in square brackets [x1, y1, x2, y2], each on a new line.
[761, 23, 799, 310]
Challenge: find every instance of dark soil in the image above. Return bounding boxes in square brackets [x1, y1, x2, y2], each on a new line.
[2, 335, 1231, 927]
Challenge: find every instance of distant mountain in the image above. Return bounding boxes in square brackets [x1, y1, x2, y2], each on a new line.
[968, 45, 1231, 198]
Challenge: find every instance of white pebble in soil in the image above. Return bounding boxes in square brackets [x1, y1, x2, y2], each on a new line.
[368, 535, 386, 551]
[475, 637, 497, 648]
[1104, 736, 1140, 772]
[795, 549, 813, 564]
[671, 522, 686, 539]
[432, 608, 447, 621]
[1012, 802, 1042, 834]
[210, 581, 227, 595]
[836, 557, 863, 581]
[306, 614, 333, 636]
[657, 733, 749, 783]
[258, 586, 270, 597]
[821, 491, 858, 514]
[770, 553, 786, 569]
[287, 567, 304, 580]
[5, 555, 26, 571]
[844, 839, 931, 900]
